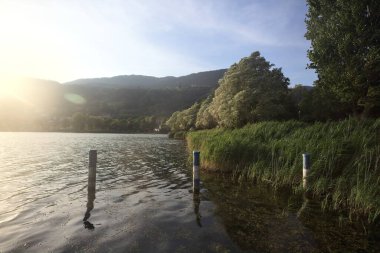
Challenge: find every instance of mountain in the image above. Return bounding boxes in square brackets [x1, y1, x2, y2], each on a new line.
[0, 69, 227, 132]
[63, 69, 227, 117]
[64, 69, 227, 89]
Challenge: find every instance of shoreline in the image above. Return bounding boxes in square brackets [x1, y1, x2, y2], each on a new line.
[0, 130, 169, 134]
[186, 119, 380, 222]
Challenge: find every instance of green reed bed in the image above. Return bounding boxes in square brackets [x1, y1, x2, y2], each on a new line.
[187, 119, 380, 222]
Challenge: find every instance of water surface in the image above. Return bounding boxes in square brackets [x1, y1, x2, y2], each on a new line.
[0, 133, 239, 252]
[0, 133, 378, 252]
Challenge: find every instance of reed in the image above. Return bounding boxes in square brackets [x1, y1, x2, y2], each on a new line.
[187, 118, 380, 222]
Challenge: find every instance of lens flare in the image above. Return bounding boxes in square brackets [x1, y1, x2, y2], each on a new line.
[64, 93, 86, 105]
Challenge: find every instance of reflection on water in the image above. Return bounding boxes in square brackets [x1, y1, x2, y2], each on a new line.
[201, 172, 380, 253]
[83, 167, 96, 230]
[83, 198, 95, 230]
[0, 132, 378, 252]
[0, 133, 239, 253]
[193, 192, 202, 227]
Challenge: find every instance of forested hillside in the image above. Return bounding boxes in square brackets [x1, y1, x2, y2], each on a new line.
[65, 69, 226, 89]
[0, 70, 226, 132]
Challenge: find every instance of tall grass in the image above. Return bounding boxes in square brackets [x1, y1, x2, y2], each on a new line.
[187, 119, 380, 222]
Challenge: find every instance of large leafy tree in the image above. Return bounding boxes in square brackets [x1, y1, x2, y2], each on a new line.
[209, 51, 290, 128]
[290, 85, 350, 121]
[195, 96, 217, 129]
[305, 0, 380, 116]
[165, 102, 200, 132]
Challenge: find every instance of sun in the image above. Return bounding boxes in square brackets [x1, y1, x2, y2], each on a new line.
[0, 75, 22, 98]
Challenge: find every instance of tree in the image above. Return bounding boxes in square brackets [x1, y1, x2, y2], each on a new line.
[210, 51, 290, 128]
[195, 96, 217, 129]
[305, 0, 380, 117]
[165, 102, 201, 132]
[72, 112, 87, 131]
[291, 85, 350, 121]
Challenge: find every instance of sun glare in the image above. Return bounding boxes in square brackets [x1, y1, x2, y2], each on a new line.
[0, 76, 23, 98]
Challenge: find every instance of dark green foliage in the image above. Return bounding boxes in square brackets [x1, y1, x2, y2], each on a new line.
[290, 85, 351, 121]
[305, 0, 380, 116]
[67, 114, 164, 133]
[173, 131, 187, 139]
[65, 85, 213, 118]
[72, 112, 86, 131]
[187, 119, 380, 221]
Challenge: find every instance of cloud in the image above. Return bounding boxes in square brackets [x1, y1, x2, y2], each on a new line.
[123, 0, 308, 47]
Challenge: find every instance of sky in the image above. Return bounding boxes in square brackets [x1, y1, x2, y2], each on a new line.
[0, 0, 317, 85]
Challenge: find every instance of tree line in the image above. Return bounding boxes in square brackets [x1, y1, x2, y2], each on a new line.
[0, 113, 167, 133]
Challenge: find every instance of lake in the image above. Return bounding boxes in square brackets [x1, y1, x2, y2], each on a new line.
[0, 133, 378, 252]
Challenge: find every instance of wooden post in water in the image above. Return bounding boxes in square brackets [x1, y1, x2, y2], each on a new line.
[302, 153, 310, 188]
[84, 150, 97, 229]
[193, 151, 200, 194]
[88, 150, 97, 197]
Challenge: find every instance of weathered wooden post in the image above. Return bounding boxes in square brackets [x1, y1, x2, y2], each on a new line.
[88, 150, 97, 193]
[193, 151, 200, 193]
[84, 150, 97, 228]
[302, 153, 310, 188]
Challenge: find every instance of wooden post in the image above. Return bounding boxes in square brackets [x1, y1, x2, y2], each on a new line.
[193, 151, 200, 193]
[302, 153, 310, 188]
[84, 150, 97, 227]
[88, 150, 97, 193]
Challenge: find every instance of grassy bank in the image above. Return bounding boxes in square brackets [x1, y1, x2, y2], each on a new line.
[187, 119, 380, 222]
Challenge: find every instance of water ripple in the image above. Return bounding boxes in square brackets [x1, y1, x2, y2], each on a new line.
[0, 133, 211, 252]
